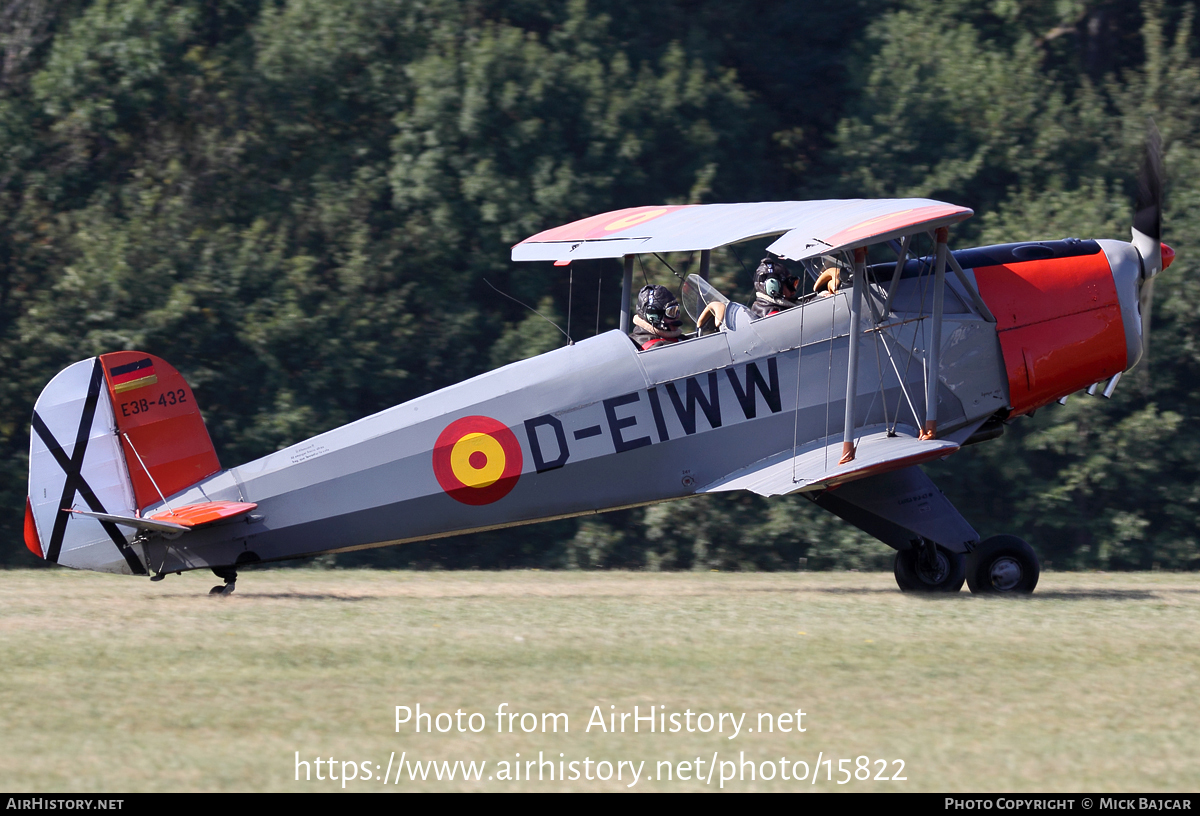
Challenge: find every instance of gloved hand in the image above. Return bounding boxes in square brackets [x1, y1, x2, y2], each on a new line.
[814, 265, 841, 295]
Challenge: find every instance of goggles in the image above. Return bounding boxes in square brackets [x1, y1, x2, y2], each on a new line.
[646, 301, 681, 328]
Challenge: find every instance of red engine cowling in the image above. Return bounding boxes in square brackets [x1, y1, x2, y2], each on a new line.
[973, 248, 1128, 417]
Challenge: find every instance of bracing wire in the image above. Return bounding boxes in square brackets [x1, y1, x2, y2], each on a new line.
[908, 233, 936, 426]
[872, 330, 890, 432]
[824, 295, 836, 472]
[792, 294, 806, 483]
[729, 244, 750, 277]
[891, 233, 931, 429]
[483, 279, 572, 344]
[595, 276, 602, 337]
[653, 253, 687, 283]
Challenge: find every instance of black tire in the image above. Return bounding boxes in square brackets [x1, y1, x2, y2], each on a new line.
[966, 535, 1039, 594]
[893, 543, 966, 592]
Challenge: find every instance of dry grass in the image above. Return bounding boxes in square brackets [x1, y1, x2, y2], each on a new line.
[1, 568, 1198, 791]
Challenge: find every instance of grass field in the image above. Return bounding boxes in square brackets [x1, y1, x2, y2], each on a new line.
[1, 568, 1198, 792]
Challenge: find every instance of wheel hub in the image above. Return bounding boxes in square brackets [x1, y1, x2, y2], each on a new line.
[988, 556, 1023, 591]
[917, 552, 949, 585]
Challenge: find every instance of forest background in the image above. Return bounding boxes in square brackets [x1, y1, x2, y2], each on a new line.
[1, 0, 1198, 571]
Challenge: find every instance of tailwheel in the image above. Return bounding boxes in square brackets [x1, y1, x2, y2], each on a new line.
[966, 536, 1039, 594]
[893, 541, 965, 593]
[209, 566, 237, 597]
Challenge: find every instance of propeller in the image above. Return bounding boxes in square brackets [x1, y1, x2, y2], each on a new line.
[1131, 121, 1165, 366]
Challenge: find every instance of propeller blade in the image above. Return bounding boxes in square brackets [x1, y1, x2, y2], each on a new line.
[1134, 123, 1163, 241]
[1131, 120, 1165, 280]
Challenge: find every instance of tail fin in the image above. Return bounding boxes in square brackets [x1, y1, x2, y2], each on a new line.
[26, 353, 220, 574]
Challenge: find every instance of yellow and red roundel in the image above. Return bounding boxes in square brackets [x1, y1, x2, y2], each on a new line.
[432, 416, 523, 505]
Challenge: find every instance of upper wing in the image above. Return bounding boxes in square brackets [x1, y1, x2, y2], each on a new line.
[766, 200, 972, 261]
[698, 424, 959, 497]
[511, 199, 972, 263]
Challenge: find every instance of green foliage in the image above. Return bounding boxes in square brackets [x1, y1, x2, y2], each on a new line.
[489, 297, 568, 367]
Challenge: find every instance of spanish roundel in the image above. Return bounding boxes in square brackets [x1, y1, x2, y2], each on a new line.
[432, 416, 523, 505]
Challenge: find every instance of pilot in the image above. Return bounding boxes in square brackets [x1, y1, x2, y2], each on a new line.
[749, 257, 801, 318]
[629, 284, 685, 350]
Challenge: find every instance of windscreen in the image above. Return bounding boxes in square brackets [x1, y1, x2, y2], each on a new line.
[679, 274, 730, 325]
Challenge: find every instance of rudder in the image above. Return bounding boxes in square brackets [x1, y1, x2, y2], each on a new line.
[100, 351, 220, 510]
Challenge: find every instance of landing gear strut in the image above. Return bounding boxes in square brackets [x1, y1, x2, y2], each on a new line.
[209, 566, 237, 596]
[893, 540, 966, 592]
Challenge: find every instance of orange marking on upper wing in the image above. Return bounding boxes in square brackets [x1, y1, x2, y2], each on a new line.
[518, 206, 689, 244]
[824, 204, 968, 246]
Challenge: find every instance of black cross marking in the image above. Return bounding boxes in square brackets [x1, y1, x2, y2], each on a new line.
[30, 358, 146, 574]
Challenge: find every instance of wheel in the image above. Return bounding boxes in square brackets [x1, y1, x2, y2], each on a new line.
[210, 566, 238, 596]
[966, 536, 1039, 594]
[893, 543, 966, 592]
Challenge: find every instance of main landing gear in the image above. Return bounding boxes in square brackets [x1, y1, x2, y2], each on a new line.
[893, 539, 966, 592]
[965, 535, 1039, 594]
[893, 536, 1039, 594]
[209, 566, 237, 596]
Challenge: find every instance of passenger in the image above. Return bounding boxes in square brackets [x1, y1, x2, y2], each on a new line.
[629, 284, 684, 350]
[749, 257, 801, 318]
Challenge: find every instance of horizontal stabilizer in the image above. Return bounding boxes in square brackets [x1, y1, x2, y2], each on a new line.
[66, 500, 256, 535]
[66, 508, 189, 534]
[698, 424, 959, 497]
[148, 500, 257, 528]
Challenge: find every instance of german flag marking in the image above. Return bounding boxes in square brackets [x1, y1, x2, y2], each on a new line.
[110, 358, 158, 394]
[433, 416, 522, 505]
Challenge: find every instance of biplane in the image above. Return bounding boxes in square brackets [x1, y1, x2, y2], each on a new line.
[23, 148, 1171, 595]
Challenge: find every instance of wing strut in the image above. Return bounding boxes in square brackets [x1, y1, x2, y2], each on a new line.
[946, 252, 996, 323]
[920, 228, 949, 440]
[620, 255, 633, 333]
[840, 247, 868, 463]
[882, 233, 913, 317]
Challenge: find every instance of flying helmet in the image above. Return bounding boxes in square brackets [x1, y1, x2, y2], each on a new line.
[754, 257, 797, 299]
[637, 284, 682, 331]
